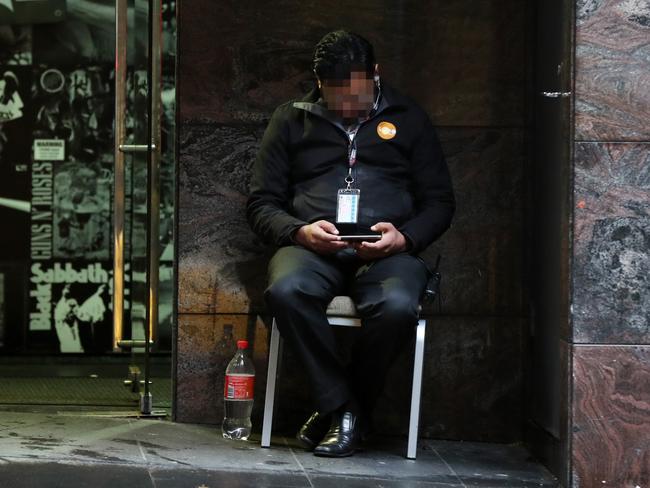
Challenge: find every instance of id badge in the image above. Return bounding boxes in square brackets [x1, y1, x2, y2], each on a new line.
[336, 188, 360, 224]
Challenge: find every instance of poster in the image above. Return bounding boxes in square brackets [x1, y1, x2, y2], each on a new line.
[51, 280, 110, 353]
[0, 66, 30, 165]
[30, 161, 53, 261]
[125, 261, 173, 350]
[160, 72, 176, 262]
[32, 66, 113, 164]
[0, 271, 4, 347]
[158, 262, 173, 350]
[1, 0, 177, 354]
[0, 66, 31, 259]
[32, 0, 139, 66]
[0, 25, 32, 65]
[29, 261, 129, 353]
[0, 0, 66, 25]
[162, 1, 176, 71]
[52, 158, 111, 260]
[30, 0, 175, 67]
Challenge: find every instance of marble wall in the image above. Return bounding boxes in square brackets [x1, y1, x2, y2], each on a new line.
[573, 143, 650, 344]
[575, 0, 650, 141]
[571, 0, 650, 485]
[572, 346, 650, 486]
[176, 0, 531, 442]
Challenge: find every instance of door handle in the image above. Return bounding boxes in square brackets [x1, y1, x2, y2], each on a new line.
[147, 0, 163, 347]
[113, 0, 128, 352]
[114, 0, 162, 355]
[119, 144, 157, 153]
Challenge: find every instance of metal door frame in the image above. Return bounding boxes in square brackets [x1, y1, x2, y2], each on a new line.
[113, 0, 163, 414]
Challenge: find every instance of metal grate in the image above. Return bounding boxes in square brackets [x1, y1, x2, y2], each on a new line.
[0, 377, 171, 407]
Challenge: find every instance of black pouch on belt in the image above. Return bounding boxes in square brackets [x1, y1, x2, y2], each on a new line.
[419, 255, 442, 310]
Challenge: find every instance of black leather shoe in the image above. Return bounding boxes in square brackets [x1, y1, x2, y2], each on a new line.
[296, 412, 331, 450]
[313, 411, 361, 458]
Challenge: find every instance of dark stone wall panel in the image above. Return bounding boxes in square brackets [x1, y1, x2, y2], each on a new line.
[526, 337, 572, 487]
[178, 124, 526, 316]
[179, 0, 527, 126]
[572, 345, 650, 487]
[558, 338, 571, 487]
[175, 313, 270, 425]
[175, 314, 523, 443]
[575, 0, 650, 141]
[277, 315, 525, 442]
[254, 321, 524, 440]
[573, 143, 650, 343]
[412, 316, 524, 443]
[176, 0, 531, 445]
[178, 123, 270, 314]
[424, 128, 526, 316]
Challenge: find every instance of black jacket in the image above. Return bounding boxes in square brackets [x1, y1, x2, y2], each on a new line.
[246, 83, 455, 254]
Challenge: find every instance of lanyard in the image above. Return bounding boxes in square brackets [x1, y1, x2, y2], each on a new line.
[345, 127, 359, 189]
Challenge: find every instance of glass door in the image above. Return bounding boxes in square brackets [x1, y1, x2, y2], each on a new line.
[0, 0, 176, 414]
[113, 0, 174, 415]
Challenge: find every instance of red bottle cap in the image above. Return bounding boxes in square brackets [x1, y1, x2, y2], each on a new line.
[237, 340, 248, 349]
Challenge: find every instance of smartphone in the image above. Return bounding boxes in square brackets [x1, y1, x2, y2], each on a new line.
[339, 234, 382, 242]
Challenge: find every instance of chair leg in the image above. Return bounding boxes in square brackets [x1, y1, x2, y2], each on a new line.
[261, 318, 282, 448]
[407, 319, 426, 459]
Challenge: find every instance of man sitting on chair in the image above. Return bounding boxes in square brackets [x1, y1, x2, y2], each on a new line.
[246, 30, 455, 457]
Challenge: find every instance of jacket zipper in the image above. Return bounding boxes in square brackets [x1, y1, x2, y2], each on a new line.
[293, 101, 392, 186]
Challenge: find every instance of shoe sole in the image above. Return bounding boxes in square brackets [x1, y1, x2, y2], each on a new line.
[312, 446, 361, 458]
[296, 433, 317, 451]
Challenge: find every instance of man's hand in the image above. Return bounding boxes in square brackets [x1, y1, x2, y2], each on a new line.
[294, 220, 347, 254]
[353, 222, 407, 260]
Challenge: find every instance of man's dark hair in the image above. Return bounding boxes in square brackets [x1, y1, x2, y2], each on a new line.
[313, 30, 376, 81]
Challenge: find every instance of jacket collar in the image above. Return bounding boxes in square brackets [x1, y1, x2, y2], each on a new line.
[292, 83, 407, 130]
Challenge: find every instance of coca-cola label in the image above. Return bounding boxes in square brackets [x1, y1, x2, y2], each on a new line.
[224, 374, 255, 400]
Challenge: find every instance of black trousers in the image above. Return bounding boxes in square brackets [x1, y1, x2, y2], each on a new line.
[265, 246, 429, 417]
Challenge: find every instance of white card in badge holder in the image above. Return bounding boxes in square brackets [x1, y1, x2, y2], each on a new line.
[336, 188, 360, 224]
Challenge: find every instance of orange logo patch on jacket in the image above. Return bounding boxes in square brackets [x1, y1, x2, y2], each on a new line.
[377, 121, 397, 140]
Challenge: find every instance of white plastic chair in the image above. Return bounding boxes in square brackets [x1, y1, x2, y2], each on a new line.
[260, 296, 427, 459]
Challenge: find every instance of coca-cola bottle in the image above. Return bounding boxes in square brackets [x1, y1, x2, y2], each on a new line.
[222, 340, 255, 440]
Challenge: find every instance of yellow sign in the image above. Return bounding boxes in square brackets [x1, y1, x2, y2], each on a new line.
[377, 121, 397, 140]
